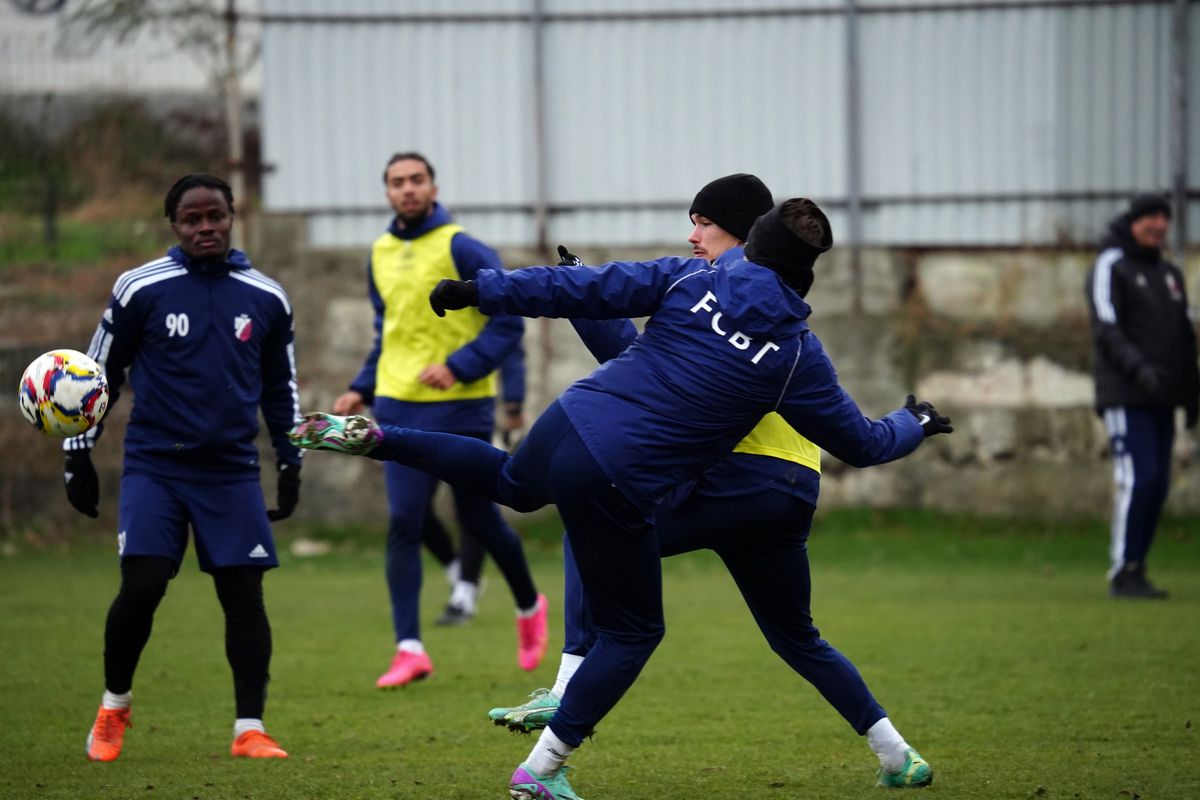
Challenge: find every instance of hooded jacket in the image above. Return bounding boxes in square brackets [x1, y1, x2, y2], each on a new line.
[1085, 212, 1199, 412]
[475, 250, 921, 511]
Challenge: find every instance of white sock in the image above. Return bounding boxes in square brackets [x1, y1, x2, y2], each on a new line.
[444, 558, 461, 586]
[234, 718, 265, 737]
[526, 726, 576, 776]
[551, 653, 584, 698]
[101, 690, 131, 710]
[867, 717, 910, 773]
[449, 580, 479, 613]
[398, 639, 425, 655]
[517, 595, 544, 617]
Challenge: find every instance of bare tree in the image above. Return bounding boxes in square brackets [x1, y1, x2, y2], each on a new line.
[62, 0, 259, 229]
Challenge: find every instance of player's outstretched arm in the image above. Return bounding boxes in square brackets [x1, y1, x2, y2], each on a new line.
[776, 338, 948, 467]
[434, 255, 704, 321]
[556, 245, 638, 364]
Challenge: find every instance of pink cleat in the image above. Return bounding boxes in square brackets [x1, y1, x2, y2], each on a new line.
[517, 594, 549, 671]
[376, 650, 434, 688]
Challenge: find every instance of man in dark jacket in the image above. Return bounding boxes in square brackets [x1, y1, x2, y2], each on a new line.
[1085, 194, 1199, 599]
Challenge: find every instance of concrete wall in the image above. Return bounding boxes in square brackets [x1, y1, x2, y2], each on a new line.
[7, 217, 1198, 541]
[248, 214, 1200, 525]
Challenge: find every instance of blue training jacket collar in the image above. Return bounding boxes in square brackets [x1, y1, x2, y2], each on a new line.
[168, 245, 252, 274]
[712, 245, 812, 332]
[388, 202, 453, 240]
[714, 246, 745, 267]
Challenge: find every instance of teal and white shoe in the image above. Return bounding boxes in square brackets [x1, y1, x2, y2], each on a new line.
[488, 688, 560, 732]
[510, 762, 584, 800]
[288, 412, 383, 455]
[876, 747, 933, 788]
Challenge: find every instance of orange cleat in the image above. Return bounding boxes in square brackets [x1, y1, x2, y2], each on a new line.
[517, 593, 549, 671]
[86, 706, 132, 762]
[375, 650, 434, 688]
[231, 729, 288, 759]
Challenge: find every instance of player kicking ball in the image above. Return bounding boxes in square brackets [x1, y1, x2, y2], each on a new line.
[484, 174, 934, 789]
[291, 197, 949, 798]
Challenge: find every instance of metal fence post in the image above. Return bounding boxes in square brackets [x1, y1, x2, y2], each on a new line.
[1170, 0, 1189, 256]
[845, 0, 864, 314]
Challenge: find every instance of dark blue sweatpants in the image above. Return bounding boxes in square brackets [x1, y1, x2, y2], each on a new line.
[559, 473, 886, 735]
[370, 400, 664, 746]
[1102, 406, 1175, 576]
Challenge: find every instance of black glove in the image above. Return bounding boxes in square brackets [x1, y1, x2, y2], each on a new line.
[557, 245, 584, 267]
[64, 450, 100, 518]
[1186, 399, 1199, 430]
[904, 394, 954, 437]
[429, 279, 479, 318]
[1135, 364, 1168, 400]
[266, 461, 301, 522]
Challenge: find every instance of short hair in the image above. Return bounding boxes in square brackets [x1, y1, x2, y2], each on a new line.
[164, 174, 234, 221]
[779, 198, 830, 249]
[383, 152, 436, 184]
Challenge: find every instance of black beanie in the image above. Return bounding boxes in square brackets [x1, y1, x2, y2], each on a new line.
[744, 198, 833, 297]
[1128, 194, 1171, 222]
[688, 173, 774, 241]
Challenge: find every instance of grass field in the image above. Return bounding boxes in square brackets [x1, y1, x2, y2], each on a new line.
[1, 509, 1197, 800]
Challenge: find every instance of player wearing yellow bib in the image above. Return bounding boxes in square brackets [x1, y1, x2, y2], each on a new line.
[487, 174, 932, 793]
[332, 153, 547, 687]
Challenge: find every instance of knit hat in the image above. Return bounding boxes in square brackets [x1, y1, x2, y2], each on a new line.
[688, 173, 774, 241]
[744, 198, 833, 297]
[1128, 194, 1171, 222]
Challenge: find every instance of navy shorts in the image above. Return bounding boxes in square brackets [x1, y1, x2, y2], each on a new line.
[117, 471, 278, 573]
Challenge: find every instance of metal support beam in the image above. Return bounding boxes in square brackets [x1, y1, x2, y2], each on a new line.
[1170, 0, 1190, 257]
[845, 0, 864, 313]
[531, 0, 550, 261]
[224, 0, 245, 248]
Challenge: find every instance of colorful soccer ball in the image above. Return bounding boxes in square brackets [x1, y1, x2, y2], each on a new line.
[18, 349, 110, 438]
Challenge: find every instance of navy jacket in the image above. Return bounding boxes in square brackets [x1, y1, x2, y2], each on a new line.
[476, 251, 923, 510]
[65, 247, 301, 480]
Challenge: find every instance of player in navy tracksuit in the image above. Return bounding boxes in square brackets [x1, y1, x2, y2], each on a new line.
[332, 154, 544, 687]
[484, 174, 934, 788]
[291, 198, 950, 798]
[423, 346, 529, 625]
[1085, 194, 1200, 599]
[65, 175, 300, 762]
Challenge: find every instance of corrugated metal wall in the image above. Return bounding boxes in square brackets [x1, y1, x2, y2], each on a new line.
[258, 0, 1196, 249]
[0, 0, 262, 94]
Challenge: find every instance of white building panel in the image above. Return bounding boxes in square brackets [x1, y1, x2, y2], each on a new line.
[0, 0, 262, 94]
[255, 1, 1196, 248]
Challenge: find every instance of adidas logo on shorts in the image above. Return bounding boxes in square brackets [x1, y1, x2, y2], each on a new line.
[248, 544, 269, 558]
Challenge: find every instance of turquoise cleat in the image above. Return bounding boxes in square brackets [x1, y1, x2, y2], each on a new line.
[288, 412, 383, 455]
[488, 688, 560, 732]
[876, 747, 933, 788]
[509, 762, 584, 800]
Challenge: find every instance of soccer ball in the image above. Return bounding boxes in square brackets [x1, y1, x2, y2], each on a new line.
[18, 349, 110, 438]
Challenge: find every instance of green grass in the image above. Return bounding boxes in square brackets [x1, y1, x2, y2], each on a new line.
[0, 214, 168, 269]
[1, 510, 1198, 799]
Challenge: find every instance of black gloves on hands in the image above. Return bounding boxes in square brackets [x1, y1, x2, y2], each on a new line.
[557, 245, 584, 267]
[64, 450, 100, 518]
[1135, 364, 1168, 401]
[904, 395, 954, 437]
[267, 462, 301, 522]
[429, 279, 479, 318]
